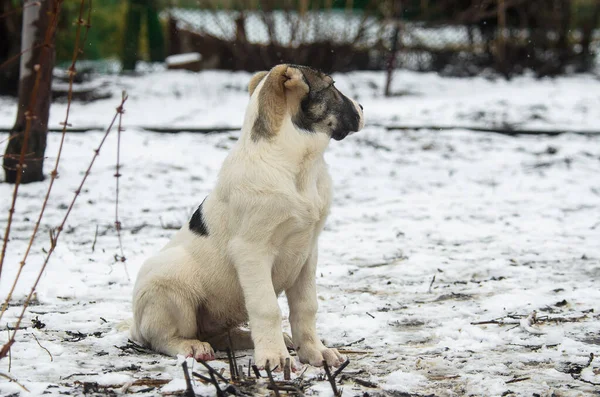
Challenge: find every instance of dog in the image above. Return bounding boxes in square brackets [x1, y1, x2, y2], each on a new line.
[131, 64, 364, 370]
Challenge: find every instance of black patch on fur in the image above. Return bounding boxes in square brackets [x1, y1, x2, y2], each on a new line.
[189, 197, 209, 236]
[292, 81, 360, 141]
[251, 113, 271, 142]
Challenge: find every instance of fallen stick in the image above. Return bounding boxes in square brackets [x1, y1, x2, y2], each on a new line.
[265, 361, 280, 397]
[322, 361, 340, 396]
[506, 376, 530, 384]
[181, 362, 195, 397]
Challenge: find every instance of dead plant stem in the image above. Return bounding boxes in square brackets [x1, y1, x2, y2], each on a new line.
[0, 93, 128, 361]
[0, 0, 92, 323]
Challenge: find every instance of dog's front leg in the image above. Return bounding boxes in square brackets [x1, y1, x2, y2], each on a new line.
[229, 237, 294, 370]
[286, 245, 345, 367]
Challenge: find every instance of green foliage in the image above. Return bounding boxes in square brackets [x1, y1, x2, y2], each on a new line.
[55, 0, 128, 63]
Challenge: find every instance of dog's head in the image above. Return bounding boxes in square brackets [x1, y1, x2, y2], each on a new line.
[247, 64, 364, 142]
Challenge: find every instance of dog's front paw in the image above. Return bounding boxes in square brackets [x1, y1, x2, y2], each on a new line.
[297, 343, 345, 367]
[255, 348, 297, 372]
[180, 340, 215, 361]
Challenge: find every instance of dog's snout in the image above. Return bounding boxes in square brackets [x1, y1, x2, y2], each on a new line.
[359, 104, 363, 110]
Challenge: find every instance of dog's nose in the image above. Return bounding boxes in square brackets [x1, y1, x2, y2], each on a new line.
[359, 104, 363, 110]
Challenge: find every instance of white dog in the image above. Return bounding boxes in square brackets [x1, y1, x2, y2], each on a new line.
[131, 64, 364, 370]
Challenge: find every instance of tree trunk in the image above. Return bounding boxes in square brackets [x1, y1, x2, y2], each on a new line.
[122, 0, 143, 71]
[3, 0, 58, 184]
[0, 0, 21, 96]
[579, 1, 600, 72]
[384, 0, 402, 97]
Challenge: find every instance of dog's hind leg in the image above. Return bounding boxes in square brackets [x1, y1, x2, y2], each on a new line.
[133, 284, 215, 361]
[206, 329, 294, 351]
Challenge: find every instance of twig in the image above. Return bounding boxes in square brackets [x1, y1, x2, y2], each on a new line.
[192, 371, 212, 383]
[267, 384, 306, 395]
[353, 377, 378, 388]
[265, 361, 280, 397]
[0, 1, 41, 20]
[337, 349, 371, 354]
[0, 0, 64, 298]
[0, 372, 29, 392]
[6, 328, 10, 372]
[197, 359, 229, 383]
[226, 348, 236, 381]
[0, 43, 44, 71]
[91, 224, 99, 252]
[428, 274, 436, 293]
[339, 338, 364, 347]
[208, 370, 225, 397]
[114, 90, 129, 280]
[332, 359, 350, 379]
[181, 361, 195, 397]
[505, 376, 530, 384]
[0, 93, 128, 361]
[62, 372, 99, 380]
[0, 0, 93, 324]
[322, 360, 340, 396]
[366, 312, 375, 319]
[31, 332, 53, 361]
[227, 331, 238, 379]
[252, 364, 261, 378]
[284, 357, 291, 381]
[572, 374, 600, 386]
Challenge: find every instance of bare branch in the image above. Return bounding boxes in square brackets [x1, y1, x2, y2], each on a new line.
[0, 93, 128, 361]
[1, 0, 93, 324]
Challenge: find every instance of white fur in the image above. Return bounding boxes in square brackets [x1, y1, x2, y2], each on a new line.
[131, 69, 363, 369]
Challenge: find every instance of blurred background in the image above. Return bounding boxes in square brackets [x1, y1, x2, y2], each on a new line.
[1, 0, 599, 97]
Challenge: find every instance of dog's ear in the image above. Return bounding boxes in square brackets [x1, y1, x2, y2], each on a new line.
[251, 65, 288, 141]
[251, 65, 310, 142]
[283, 67, 309, 96]
[248, 71, 268, 96]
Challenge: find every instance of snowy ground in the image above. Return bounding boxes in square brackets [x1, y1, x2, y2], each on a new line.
[1, 70, 600, 396]
[2, 69, 600, 133]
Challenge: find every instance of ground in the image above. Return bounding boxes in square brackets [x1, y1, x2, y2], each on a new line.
[0, 70, 599, 396]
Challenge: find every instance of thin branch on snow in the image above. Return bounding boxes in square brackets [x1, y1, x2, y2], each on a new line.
[0, 371, 29, 392]
[6, 328, 10, 372]
[505, 376, 530, 384]
[31, 332, 53, 362]
[265, 361, 281, 397]
[114, 90, 129, 280]
[91, 224, 99, 252]
[322, 360, 342, 397]
[428, 274, 436, 293]
[181, 361, 195, 397]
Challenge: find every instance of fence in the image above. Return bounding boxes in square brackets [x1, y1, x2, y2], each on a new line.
[167, 0, 600, 77]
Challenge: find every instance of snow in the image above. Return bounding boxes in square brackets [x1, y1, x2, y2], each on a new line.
[3, 69, 600, 133]
[165, 52, 202, 66]
[1, 69, 599, 396]
[383, 370, 427, 393]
